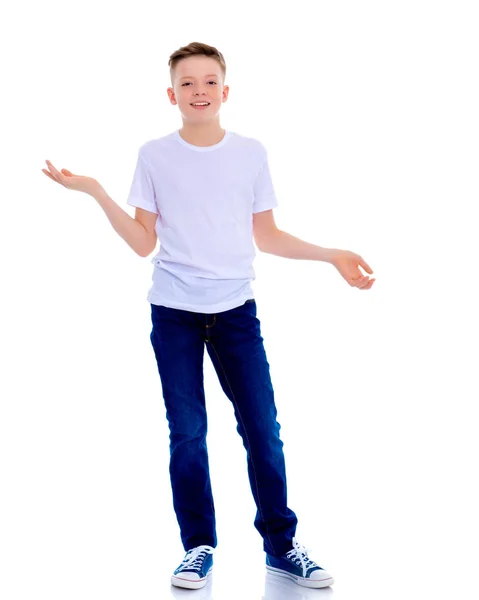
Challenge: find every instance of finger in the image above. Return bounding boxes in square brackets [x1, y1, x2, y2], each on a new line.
[359, 258, 373, 274]
[42, 169, 60, 183]
[359, 278, 375, 290]
[351, 274, 367, 286]
[356, 276, 370, 288]
[46, 159, 61, 175]
[46, 160, 65, 182]
[46, 163, 68, 187]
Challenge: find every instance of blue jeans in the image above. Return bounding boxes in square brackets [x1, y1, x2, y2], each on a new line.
[149, 298, 298, 557]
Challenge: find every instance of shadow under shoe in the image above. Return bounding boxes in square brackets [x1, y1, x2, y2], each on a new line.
[264, 571, 334, 599]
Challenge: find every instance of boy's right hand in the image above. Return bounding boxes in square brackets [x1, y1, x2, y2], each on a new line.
[42, 160, 104, 196]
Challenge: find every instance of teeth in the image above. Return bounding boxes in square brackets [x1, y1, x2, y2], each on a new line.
[192, 102, 209, 106]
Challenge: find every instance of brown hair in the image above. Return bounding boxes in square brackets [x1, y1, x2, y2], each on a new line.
[169, 42, 226, 86]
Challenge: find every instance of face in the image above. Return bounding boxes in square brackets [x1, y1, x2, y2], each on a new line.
[167, 56, 229, 122]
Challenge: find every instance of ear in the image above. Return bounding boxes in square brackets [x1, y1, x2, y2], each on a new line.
[167, 88, 177, 104]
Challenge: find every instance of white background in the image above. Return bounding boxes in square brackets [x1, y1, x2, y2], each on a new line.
[1, 1, 478, 599]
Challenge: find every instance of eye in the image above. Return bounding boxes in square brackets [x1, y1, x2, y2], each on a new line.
[181, 81, 217, 86]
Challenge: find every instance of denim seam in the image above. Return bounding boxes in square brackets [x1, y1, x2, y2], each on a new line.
[207, 339, 277, 556]
[206, 478, 215, 542]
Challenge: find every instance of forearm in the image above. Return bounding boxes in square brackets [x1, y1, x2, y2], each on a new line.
[260, 229, 337, 263]
[92, 188, 150, 257]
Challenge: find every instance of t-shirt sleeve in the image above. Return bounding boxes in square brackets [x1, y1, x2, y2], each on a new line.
[253, 149, 279, 214]
[126, 151, 159, 214]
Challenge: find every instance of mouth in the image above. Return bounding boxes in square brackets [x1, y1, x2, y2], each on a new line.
[190, 102, 210, 109]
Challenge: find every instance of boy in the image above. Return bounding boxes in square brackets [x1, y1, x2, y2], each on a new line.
[42, 41, 375, 590]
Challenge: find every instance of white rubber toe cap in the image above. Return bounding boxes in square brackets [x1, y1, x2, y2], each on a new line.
[310, 568, 334, 582]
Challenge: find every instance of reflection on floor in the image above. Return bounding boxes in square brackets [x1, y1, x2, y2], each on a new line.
[168, 571, 334, 600]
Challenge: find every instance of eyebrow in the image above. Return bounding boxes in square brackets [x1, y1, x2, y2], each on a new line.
[179, 74, 219, 80]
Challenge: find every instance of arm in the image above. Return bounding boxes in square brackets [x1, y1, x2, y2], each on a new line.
[259, 228, 336, 263]
[42, 160, 156, 257]
[253, 209, 374, 289]
[92, 189, 156, 257]
[253, 209, 335, 262]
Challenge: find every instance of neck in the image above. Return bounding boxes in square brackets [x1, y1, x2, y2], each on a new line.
[178, 122, 225, 147]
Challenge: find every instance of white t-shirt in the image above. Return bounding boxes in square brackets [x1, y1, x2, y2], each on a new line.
[126, 129, 278, 314]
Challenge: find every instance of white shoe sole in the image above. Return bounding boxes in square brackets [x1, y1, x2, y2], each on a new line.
[171, 567, 213, 590]
[266, 565, 334, 588]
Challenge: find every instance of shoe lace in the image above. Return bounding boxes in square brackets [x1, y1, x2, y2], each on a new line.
[285, 537, 318, 578]
[181, 545, 214, 571]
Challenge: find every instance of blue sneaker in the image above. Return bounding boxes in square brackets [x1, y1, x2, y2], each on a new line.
[171, 544, 214, 589]
[266, 537, 334, 588]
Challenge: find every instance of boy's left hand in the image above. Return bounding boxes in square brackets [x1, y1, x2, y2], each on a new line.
[329, 249, 375, 290]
